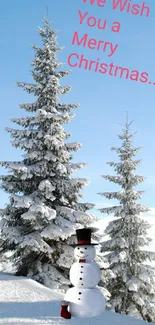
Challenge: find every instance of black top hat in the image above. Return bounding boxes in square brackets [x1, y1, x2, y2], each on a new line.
[74, 228, 98, 246]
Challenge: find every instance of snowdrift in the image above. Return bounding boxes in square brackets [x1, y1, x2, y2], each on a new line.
[0, 272, 153, 324]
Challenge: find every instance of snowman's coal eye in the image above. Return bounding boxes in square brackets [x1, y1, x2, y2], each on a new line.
[85, 247, 87, 250]
[77, 247, 80, 250]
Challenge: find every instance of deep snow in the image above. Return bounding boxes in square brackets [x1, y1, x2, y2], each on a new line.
[0, 272, 153, 325]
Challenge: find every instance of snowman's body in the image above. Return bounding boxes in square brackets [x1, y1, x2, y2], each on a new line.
[70, 261, 100, 288]
[65, 287, 105, 317]
[64, 244, 105, 317]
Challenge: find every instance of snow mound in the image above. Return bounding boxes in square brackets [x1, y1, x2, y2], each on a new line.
[0, 272, 153, 324]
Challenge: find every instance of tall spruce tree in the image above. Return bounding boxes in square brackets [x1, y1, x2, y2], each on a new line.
[0, 18, 96, 291]
[99, 120, 155, 322]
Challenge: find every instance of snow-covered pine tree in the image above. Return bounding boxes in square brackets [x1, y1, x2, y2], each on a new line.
[98, 119, 155, 322]
[0, 18, 96, 291]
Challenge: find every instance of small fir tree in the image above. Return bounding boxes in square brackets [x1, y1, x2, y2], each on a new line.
[0, 18, 96, 291]
[98, 120, 155, 322]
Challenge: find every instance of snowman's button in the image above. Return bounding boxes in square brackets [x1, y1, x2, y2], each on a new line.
[81, 266, 83, 268]
[79, 292, 81, 294]
[79, 278, 82, 280]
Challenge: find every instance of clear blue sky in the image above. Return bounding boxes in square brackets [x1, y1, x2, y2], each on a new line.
[0, 0, 155, 216]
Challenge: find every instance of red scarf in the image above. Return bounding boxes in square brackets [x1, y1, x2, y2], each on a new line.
[79, 259, 86, 263]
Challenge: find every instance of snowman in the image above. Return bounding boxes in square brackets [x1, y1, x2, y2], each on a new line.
[60, 228, 105, 319]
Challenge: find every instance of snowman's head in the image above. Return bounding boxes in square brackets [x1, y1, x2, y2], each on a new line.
[74, 245, 96, 262]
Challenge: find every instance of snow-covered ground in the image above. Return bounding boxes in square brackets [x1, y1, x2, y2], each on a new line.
[0, 272, 153, 325]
